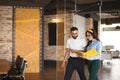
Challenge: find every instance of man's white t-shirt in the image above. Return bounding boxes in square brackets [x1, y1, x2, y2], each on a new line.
[66, 36, 86, 57]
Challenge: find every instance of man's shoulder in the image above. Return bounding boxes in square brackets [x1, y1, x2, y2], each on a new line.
[67, 38, 72, 42]
[78, 36, 83, 39]
[77, 36, 85, 41]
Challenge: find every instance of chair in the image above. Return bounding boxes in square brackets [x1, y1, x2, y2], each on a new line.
[112, 50, 119, 58]
[101, 51, 112, 60]
[101, 46, 113, 65]
[3, 56, 27, 80]
[101, 46, 113, 60]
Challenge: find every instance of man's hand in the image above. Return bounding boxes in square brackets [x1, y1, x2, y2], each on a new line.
[61, 60, 67, 68]
[70, 49, 78, 53]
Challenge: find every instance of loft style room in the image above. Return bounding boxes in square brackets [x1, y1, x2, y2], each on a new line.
[0, 0, 120, 80]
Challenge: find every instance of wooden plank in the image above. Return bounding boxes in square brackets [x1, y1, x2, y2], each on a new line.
[15, 8, 40, 73]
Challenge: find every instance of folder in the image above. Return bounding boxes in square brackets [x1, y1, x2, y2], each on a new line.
[76, 48, 99, 59]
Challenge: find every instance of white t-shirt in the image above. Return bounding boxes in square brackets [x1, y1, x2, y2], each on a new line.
[66, 36, 86, 57]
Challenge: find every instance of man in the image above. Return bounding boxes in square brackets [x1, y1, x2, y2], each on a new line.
[61, 27, 86, 80]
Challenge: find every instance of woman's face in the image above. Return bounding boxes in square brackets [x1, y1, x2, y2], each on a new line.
[86, 32, 93, 41]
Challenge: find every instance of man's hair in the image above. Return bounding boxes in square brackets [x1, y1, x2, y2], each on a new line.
[70, 27, 78, 32]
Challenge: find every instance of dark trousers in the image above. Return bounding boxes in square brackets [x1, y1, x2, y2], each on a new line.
[64, 57, 86, 80]
[86, 60, 100, 80]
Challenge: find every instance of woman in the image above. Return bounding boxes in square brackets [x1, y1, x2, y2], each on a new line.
[85, 29, 102, 80]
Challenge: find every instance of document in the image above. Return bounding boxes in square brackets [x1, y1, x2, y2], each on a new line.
[76, 48, 99, 59]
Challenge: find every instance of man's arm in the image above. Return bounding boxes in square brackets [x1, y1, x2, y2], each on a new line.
[70, 48, 90, 60]
[70, 49, 85, 53]
[61, 48, 70, 68]
[63, 48, 70, 60]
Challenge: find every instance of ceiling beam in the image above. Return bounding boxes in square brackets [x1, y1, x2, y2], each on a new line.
[77, 1, 120, 14]
[0, 0, 52, 7]
[102, 17, 120, 24]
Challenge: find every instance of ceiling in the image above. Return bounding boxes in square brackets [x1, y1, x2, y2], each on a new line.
[0, 0, 120, 23]
[73, 0, 117, 4]
[44, 0, 120, 24]
[44, 0, 119, 14]
[0, 0, 119, 15]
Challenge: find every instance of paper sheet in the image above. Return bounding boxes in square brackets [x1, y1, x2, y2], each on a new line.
[76, 48, 99, 58]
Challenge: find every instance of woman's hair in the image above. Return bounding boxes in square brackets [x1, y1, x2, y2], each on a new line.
[85, 29, 100, 48]
[85, 28, 100, 41]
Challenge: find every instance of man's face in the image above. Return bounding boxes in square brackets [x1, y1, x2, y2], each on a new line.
[71, 30, 78, 39]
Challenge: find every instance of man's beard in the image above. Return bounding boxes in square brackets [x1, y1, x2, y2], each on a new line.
[72, 36, 78, 39]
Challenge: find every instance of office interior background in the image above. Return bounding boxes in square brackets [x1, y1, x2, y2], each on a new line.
[0, 0, 120, 80]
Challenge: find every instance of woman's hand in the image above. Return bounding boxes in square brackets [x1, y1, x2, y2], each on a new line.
[80, 55, 90, 60]
[83, 47, 87, 52]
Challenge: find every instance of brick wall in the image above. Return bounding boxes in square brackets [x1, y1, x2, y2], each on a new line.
[0, 6, 13, 61]
[86, 18, 93, 29]
[0, 6, 73, 62]
[86, 18, 100, 38]
[44, 14, 96, 61]
[44, 14, 72, 60]
[0, 6, 98, 62]
[98, 21, 101, 38]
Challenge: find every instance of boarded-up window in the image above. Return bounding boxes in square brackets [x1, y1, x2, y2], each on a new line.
[48, 22, 64, 46]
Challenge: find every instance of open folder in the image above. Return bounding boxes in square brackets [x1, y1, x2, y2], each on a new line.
[76, 48, 99, 59]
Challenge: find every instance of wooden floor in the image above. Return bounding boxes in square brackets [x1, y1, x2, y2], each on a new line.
[25, 58, 120, 80]
[1, 59, 120, 80]
[99, 59, 120, 80]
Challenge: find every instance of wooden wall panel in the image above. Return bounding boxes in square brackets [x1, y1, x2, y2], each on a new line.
[57, 22, 64, 45]
[0, 59, 10, 73]
[15, 8, 40, 73]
